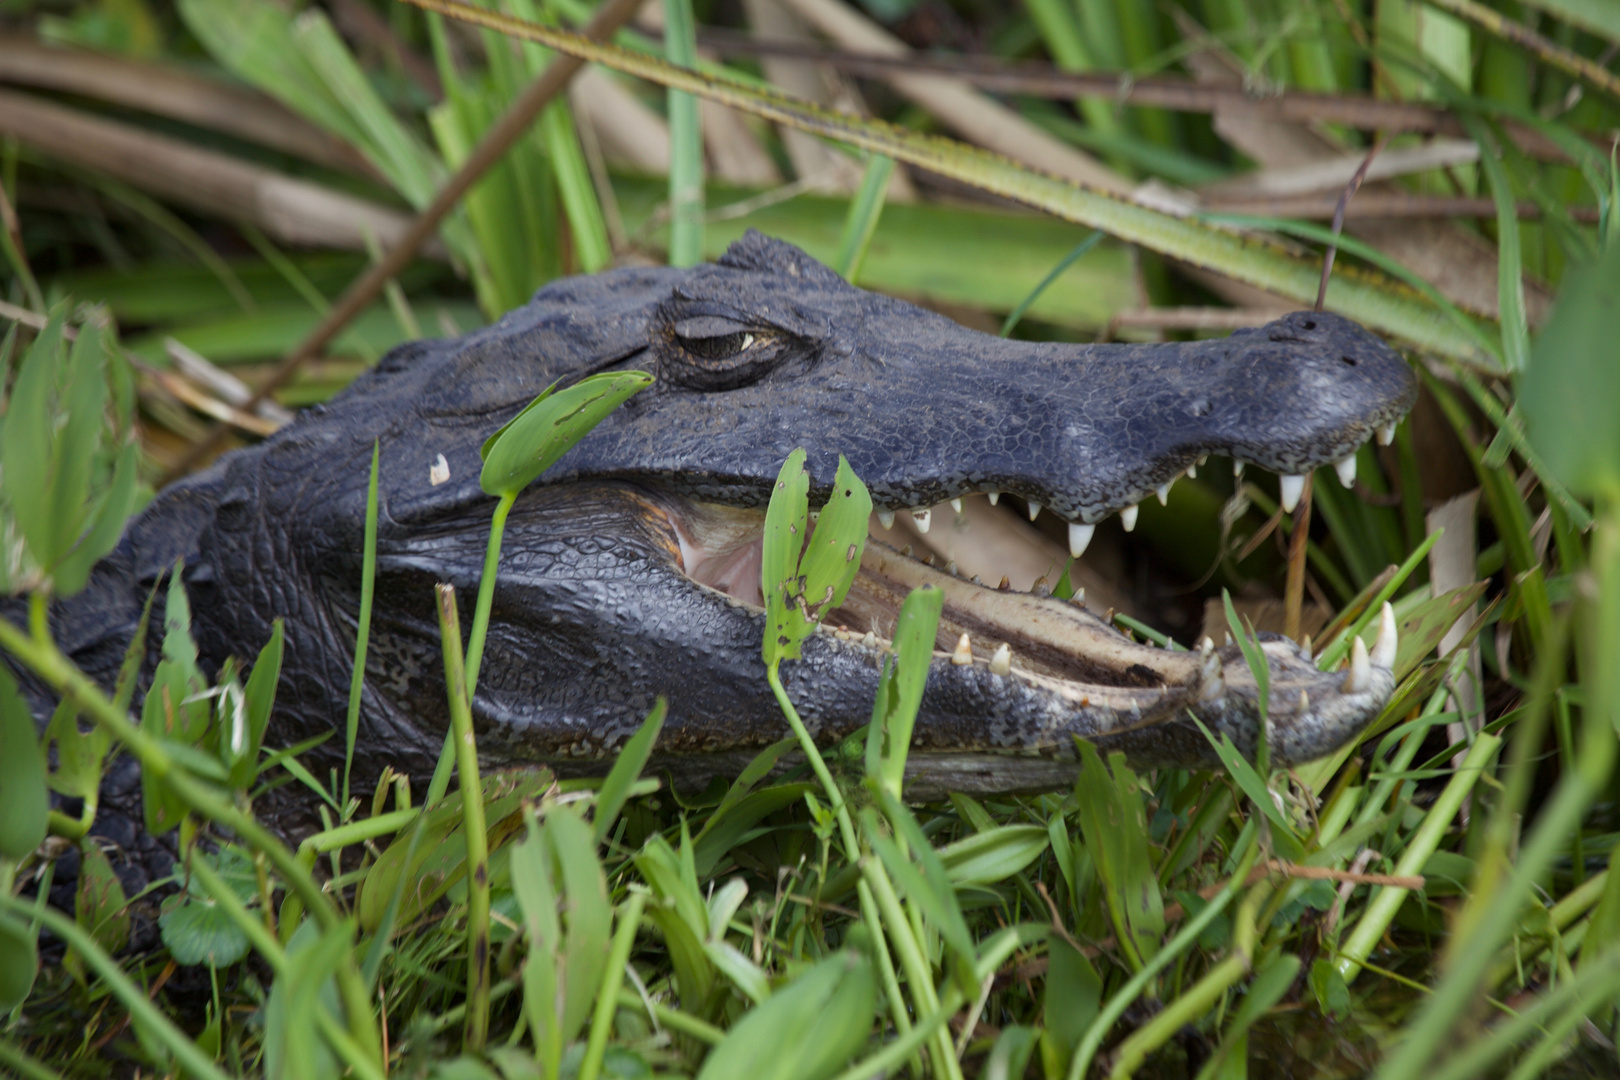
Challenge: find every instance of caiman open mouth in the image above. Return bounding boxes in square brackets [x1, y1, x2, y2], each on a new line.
[657, 434, 1401, 772]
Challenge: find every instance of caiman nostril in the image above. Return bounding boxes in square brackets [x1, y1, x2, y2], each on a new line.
[1340, 355, 1358, 366]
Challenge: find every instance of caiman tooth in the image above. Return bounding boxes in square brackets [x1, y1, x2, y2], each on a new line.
[987, 491, 1000, 506]
[1299, 634, 1313, 660]
[1297, 689, 1310, 715]
[1028, 500, 1042, 522]
[1233, 459, 1246, 477]
[1343, 636, 1371, 694]
[1334, 455, 1358, 488]
[945, 560, 959, 577]
[1197, 644, 1225, 704]
[1068, 521, 1095, 559]
[1032, 577, 1050, 596]
[1156, 477, 1174, 505]
[1120, 503, 1139, 532]
[1071, 587, 1085, 605]
[899, 544, 913, 558]
[951, 632, 973, 666]
[877, 509, 895, 530]
[429, 454, 450, 486]
[1279, 474, 1306, 513]
[997, 575, 1011, 590]
[950, 497, 964, 513]
[1378, 421, 1398, 446]
[1371, 601, 1398, 669]
[912, 508, 932, 534]
[862, 631, 877, 647]
[988, 642, 1012, 676]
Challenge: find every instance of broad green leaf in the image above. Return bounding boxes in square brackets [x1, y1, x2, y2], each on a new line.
[594, 698, 666, 843]
[46, 322, 108, 568]
[0, 911, 37, 1011]
[548, 807, 611, 1048]
[358, 770, 551, 931]
[796, 456, 872, 624]
[75, 843, 131, 957]
[1307, 956, 1350, 1019]
[984, 1026, 1040, 1080]
[703, 940, 771, 1005]
[0, 668, 48, 860]
[233, 619, 284, 789]
[159, 896, 250, 967]
[45, 697, 107, 801]
[405, 0, 1492, 365]
[692, 782, 816, 877]
[264, 919, 348, 1080]
[703, 734, 798, 827]
[1071, 744, 1165, 970]
[761, 449, 811, 666]
[1043, 939, 1101, 1055]
[1, 312, 65, 571]
[512, 809, 563, 1073]
[938, 824, 1050, 886]
[948, 791, 998, 834]
[1521, 240, 1620, 498]
[478, 371, 653, 498]
[876, 584, 943, 795]
[694, 949, 875, 1080]
[634, 830, 709, 941]
[52, 438, 140, 598]
[706, 878, 749, 942]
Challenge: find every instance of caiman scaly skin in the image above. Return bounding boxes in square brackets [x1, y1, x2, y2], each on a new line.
[23, 232, 1416, 808]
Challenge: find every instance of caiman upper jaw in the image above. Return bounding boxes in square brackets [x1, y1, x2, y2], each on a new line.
[846, 308, 1418, 557]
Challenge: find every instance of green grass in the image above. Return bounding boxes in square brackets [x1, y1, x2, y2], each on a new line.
[3, 0, 1620, 1076]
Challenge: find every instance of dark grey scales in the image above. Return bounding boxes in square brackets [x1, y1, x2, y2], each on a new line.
[21, 231, 1417, 820]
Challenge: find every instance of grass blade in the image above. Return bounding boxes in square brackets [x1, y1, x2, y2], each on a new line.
[663, 0, 703, 267]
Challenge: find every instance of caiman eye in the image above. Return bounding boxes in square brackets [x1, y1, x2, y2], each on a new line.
[673, 316, 769, 361]
[666, 314, 784, 389]
[681, 330, 756, 360]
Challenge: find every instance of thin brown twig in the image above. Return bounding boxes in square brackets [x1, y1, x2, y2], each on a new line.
[784, 893, 861, 919]
[1035, 881, 1084, 954]
[1284, 473, 1314, 643]
[159, 0, 645, 484]
[1316, 133, 1389, 314]
[1262, 857, 1421, 890]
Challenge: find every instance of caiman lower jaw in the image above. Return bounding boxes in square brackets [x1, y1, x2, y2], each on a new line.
[664, 496, 1400, 770]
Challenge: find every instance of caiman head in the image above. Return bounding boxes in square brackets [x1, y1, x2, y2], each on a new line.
[81, 231, 1417, 795]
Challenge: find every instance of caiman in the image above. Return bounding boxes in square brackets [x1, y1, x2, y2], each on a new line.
[26, 231, 1415, 807]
